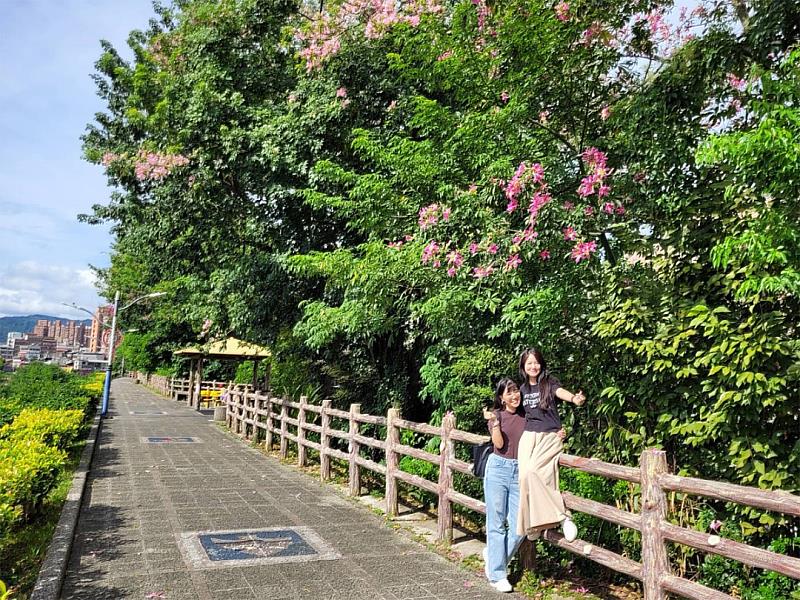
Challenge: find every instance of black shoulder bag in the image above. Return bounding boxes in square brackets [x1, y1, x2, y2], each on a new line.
[471, 441, 494, 478]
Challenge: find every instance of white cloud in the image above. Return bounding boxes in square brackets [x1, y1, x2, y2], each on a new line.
[0, 261, 103, 318]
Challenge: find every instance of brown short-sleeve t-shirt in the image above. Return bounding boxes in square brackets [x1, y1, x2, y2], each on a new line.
[488, 409, 526, 459]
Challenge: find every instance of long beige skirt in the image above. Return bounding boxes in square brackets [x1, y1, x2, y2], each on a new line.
[516, 430, 567, 535]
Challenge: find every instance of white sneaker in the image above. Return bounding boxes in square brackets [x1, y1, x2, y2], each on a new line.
[562, 517, 578, 542]
[490, 578, 513, 593]
[483, 547, 490, 579]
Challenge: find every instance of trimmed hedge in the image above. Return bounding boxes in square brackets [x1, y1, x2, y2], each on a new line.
[0, 409, 84, 451]
[0, 438, 65, 534]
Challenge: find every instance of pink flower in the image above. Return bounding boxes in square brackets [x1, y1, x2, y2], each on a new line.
[469, 242, 479, 256]
[539, 250, 551, 260]
[512, 234, 522, 245]
[563, 227, 577, 241]
[421, 241, 440, 263]
[472, 265, 494, 279]
[597, 184, 611, 198]
[571, 240, 598, 263]
[447, 251, 464, 267]
[539, 110, 550, 123]
[447, 266, 457, 277]
[584, 206, 594, 216]
[418, 204, 440, 229]
[500, 90, 510, 103]
[554, 1, 570, 21]
[404, 234, 414, 241]
[563, 201, 574, 211]
[601, 106, 612, 120]
[709, 520, 724, 532]
[336, 86, 348, 98]
[442, 207, 451, 221]
[615, 205, 626, 215]
[437, 49, 454, 61]
[100, 152, 118, 166]
[726, 73, 746, 92]
[523, 228, 538, 241]
[387, 100, 398, 111]
[602, 202, 615, 214]
[506, 199, 518, 213]
[468, 184, 478, 193]
[487, 243, 499, 255]
[505, 254, 522, 269]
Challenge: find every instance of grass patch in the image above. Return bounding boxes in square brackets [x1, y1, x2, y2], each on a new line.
[0, 446, 83, 599]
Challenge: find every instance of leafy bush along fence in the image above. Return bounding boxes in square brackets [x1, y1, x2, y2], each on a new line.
[216, 388, 800, 600]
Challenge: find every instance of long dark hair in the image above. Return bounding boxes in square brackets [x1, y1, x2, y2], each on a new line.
[493, 377, 520, 411]
[518, 347, 553, 410]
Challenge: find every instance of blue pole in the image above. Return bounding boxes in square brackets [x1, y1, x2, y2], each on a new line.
[100, 291, 119, 417]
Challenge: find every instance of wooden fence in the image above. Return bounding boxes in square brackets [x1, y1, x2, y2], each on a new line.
[131, 373, 249, 408]
[219, 387, 799, 600]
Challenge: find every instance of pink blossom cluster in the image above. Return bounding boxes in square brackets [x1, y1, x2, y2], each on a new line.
[472, 0, 490, 32]
[577, 147, 610, 198]
[134, 150, 189, 181]
[726, 73, 747, 92]
[101, 152, 119, 166]
[504, 162, 545, 214]
[295, 0, 443, 71]
[614, 7, 707, 58]
[554, 2, 570, 22]
[418, 203, 451, 229]
[571, 240, 598, 263]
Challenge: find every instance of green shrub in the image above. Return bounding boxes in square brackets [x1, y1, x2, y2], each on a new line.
[0, 364, 94, 425]
[0, 438, 65, 532]
[1, 409, 85, 451]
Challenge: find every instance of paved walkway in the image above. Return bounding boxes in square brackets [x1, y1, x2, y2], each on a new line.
[62, 379, 502, 599]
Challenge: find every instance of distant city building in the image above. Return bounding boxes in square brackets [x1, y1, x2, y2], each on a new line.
[73, 352, 107, 374]
[6, 331, 23, 346]
[89, 306, 114, 353]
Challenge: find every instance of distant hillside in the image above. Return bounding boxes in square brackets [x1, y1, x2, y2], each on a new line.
[0, 315, 92, 342]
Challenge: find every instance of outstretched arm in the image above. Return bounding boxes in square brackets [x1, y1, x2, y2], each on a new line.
[555, 387, 586, 406]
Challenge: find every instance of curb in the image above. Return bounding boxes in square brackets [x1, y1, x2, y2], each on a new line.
[30, 412, 102, 600]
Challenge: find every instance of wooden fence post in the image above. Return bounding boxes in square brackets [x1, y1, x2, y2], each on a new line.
[225, 389, 233, 429]
[348, 404, 361, 497]
[385, 408, 400, 517]
[320, 400, 332, 481]
[265, 395, 274, 452]
[280, 399, 289, 459]
[641, 449, 670, 600]
[437, 411, 456, 542]
[298, 395, 308, 467]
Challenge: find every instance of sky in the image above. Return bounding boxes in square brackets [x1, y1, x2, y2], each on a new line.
[0, 0, 156, 320]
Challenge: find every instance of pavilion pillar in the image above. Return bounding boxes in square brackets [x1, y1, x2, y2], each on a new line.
[252, 359, 259, 392]
[186, 359, 196, 407]
[194, 358, 204, 410]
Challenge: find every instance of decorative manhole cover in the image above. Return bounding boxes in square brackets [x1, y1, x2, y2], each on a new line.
[178, 527, 340, 569]
[141, 436, 202, 443]
[130, 411, 168, 415]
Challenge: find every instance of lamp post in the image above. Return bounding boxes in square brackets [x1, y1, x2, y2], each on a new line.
[100, 291, 166, 416]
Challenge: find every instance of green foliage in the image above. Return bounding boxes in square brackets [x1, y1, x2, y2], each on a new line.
[0, 364, 93, 426]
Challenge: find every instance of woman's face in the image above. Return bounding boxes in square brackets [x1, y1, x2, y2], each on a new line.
[524, 354, 541, 381]
[502, 384, 521, 412]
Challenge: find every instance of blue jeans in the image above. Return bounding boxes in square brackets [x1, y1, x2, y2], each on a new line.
[484, 453, 525, 582]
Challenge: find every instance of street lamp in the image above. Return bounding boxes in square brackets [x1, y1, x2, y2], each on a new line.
[100, 291, 166, 416]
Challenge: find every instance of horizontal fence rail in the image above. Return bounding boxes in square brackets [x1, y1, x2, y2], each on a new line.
[137, 375, 800, 600]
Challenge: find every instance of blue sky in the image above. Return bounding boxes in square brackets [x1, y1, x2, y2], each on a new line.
[0, 0, 155, 319]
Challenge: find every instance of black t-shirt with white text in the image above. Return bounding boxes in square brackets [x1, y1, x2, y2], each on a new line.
[520, 377, 562, 433]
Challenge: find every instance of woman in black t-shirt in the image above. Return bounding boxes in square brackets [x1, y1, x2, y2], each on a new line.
[516, 348, 585, 543]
